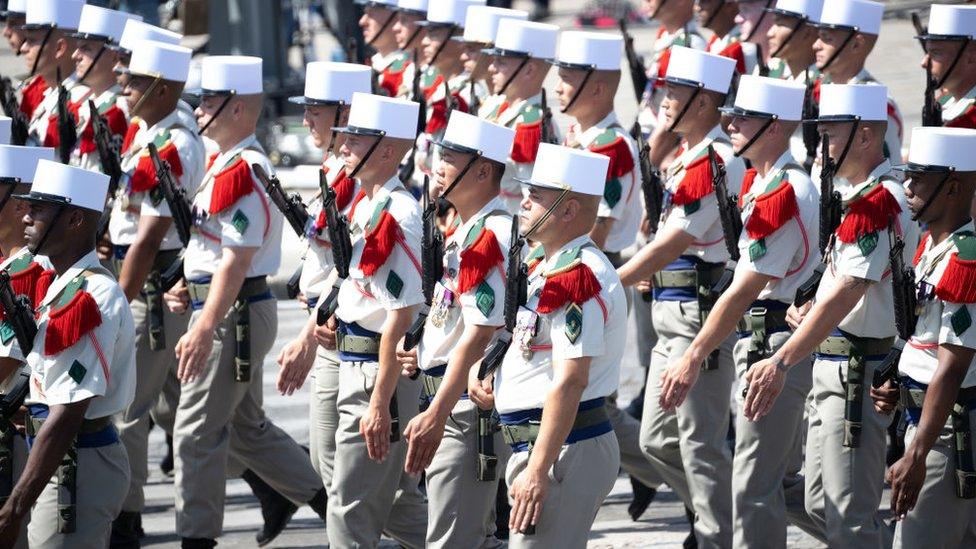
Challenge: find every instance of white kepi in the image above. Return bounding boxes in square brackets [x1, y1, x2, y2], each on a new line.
[766, 0, 825, 23]
[0, 118, 10, 146]
[417, 0, 486, 29]
[483, 18, 559, 60]
[918, 4, 976, 40]
[199, 56, 264, 96]
[333, 92, 420, 141]
[454, 5, 527, 45]
[814, 83, 888, 122]
[551, 31, 623, 71]
[118, 40, 193, 83]
[813, 0, 883, 35]
[112, 19, 182, 54]
[518, 143, 610, 196]
[898, 128, 976, 172]
[289, 62, 373, 106]
[0, 145, 55, 182]
[720, 75, 805, 120]
[17, 159, 111, 212]
[69, 4, 142, 43]
[20, 0, 85, 30]
[435, 110, 516, 164]
[662, 46, 737, 94]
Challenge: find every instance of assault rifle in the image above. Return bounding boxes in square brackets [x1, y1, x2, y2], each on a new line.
[631, 121, 663, 301]
[922, 60, 943, 127]
[468, 80, 480, 117]
[55, 72, 77, 164]
[540, 88, 556, 145]
[315, 169, 353, 326]
[794, 136, 841, 306]
[253, 164, 310, 238]
[801, 71, 820, 174]
[874, 234, 916, 388]
[150, 142, 193, 291]
[0, 77, 28, 145]
[403, 176, 443, 350]
[89, 99, 123, 198]
[710, 145, 743, 295]
[0, 272, 34, 427]
[478, 220, 527, 382]
[619, 18, 648, 102]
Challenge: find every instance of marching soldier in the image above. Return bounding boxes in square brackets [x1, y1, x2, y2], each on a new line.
[481, 17, 559, 214]
[66, 5, 136, 170]
[0, 145, 55, 549]
[402, 111, 515, 547]
[1, 1, 27, 54]
[811, 0, 902, 160]
[390, 0, 429, 96]
[917, 4, 976, 130]
[361, 0, 414, 98]
[18, 0, 88, 150]
[321, 91, 428, 549]
[659, 75, 818, 547]
[1, 0, 47, 122]
[697, 0, 761, 74]
[166, 56, 327, 548]
[0, 159, 135, 548]
[618, 46, 744, 547]
[451, 5, 528, 118]
[745, 84, 918, 547]
[872, 126, 976, 548]
[470, 143, 621, 546]
[106, 40, 204, 547]
[764, 0, 823, 80]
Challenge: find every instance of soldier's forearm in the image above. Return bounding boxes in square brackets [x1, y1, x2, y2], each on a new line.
[430, 324, 494, 419]
[775, 276, 868, 368]
[528, 357, 590, 474]
[588, 217, 613, 250]
[907, 345, 973, 462]
[617, 227, 695, 286]
[373, 306, 416, 407]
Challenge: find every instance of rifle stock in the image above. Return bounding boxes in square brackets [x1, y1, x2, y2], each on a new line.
[252, 163, 310, 238]
[875, 234, 917, 388]
[801, 73, 820, 174]
[478, 220, 526, 381]
[794, 136, 840, 307]
[619, 18, 649, 102]
[316, 169, 353, 325]
[922, 61, 943, 127]
[89, 99, 123, 195]
[150, 143, 193, 248]
[0, 271, 37, 357]
[540, 88, 556, 145]
[55, 74, 77, 164]
[403, 176, 443, 350]
[709, 145, 742, 294]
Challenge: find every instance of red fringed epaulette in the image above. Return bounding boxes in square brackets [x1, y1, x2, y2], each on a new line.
[671, 154, 715, 206]
[947, 105, 976, 130]
[457, 228, 505, 295]
[738, 168, 758, 207]
[20, 76, 47, 119]
[812, 78, 822, 103]
[745, 181, 798, 240]
[44, 290, 102, 356]
[43, 113, 60, 148]
[718, 41, 746, 74]
[536, 261, 602, 314]
[314, 169, 355, 231]
[121, 120, 141, 154]
[511, 120, 542, 163]
[208, 156, 254, 214]
[130, 140, 184, 193]
[835, 184, 901, 243]
[0, 262, 44, 322]
[359, 207, 399, 277]
[79, 104, 130, 155]
[935, 253, 976, 303]
[914, 232, 930, 266]
[425, 94, 469, 135]
[36, 269, 55, 307]
[589, 135, 635, 180]
[380, 70, 404, 98]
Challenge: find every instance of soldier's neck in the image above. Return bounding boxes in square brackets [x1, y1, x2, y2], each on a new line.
[784, 52, 815, 79]
[504, 84, 542, 107]
[708, 19, 735, 39]
[50, 246, 93, 275]
[660, 13, 693, 34]
[682, 119, 719, 148]
[947, 73, 976, 100]
[360, 168, 398, 198]
[824, 61, 862, 86]
[931, 215, 974, 246]
[750, 144, 790, 177]
[540, 229, 587, 260]
[575, 105, 614, 133]
[837, 155, 884, 186]
[454, 191, 495, 222]
[215, 128, 255, 154]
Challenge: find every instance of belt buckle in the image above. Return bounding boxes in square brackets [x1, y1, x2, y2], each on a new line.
[749, 307, 768, 319]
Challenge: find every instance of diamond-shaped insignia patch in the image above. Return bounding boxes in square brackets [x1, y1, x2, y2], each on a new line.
[0, 322, 13, 345]
[565, 303, 583, 344]
[475, 281, 495, 317]
[858, 232, 878, 256]
[68, 360, 87, 384]
[749, 239, 767, 262]
[683, 200, 701, 215]
[386, 270, 403, 298]
[604, 177, 622, 208]
[231, 209, 250, 235]
[952, 306, 972, 336]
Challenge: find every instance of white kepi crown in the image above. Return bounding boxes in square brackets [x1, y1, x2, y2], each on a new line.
[519, 143, 609, 196]
[113, 19, 182, 54]
[334, 92, 420, 141]
[290, 62, 373, 106]
[199, 56, 263, 96]
[395, 0, 429, 15]
[552, 31, 622, 71]
[484, 19, 559, 59]
[900, 128, 976, 172]
[663, 46, 736, 94]
[814, 83, 887, 122]
[70, 4, 141, 43]
[418, 0, 486, 28]
[18, 160, 110, 212]
[0, 117, 9, 146]
[814, 0, 883, 35]
[720, 75, 805, 120]
[920, 5, 976, 40]
[1, 0, 27, 18]
[455, 6, 527, 45]
[436, 111, 515, 164]
[766, 0, 824, 22]
[22, 0, 84, 30]
[120, 41, 193, 83]
[0, 146, 55, 182]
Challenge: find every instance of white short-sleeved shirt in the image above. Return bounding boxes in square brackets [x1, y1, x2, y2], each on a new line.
[494, 235, 625, 414]
[637, 24, 707, 134]
[0, 249, 52, 366]
[941, 84, 976, 128]
[736, 150, 818, 303]
[418, 197, 512, 370]
[334, 176, 424, 333]
[25, 76, 90, 148]
[299, 154, 361, 299]
[72, 86, 130, 171]
[659, 125, 746, 263]
[900, 222, 976, 388]
[568, 112, 641, 253]
[25, 251, 136, 419]
[372, 49, 413, 99]
[183, 135, 284, 280]
[487, 92, 548, 215]
[109, 109, 206, 250]
[815, 162, 918, 338]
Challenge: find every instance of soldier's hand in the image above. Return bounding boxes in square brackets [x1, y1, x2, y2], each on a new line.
[509, 466, 549, 534]
[743, 357, 787, 421]
[403, 410, 446, 475]
[659, 355, 701, 411]
[635, 279, 653, 294]
[886, 452, 926, 519]
[276, 335, 316, 395]
[870, 379, 899, 414]
[164, 279, 189, 314]
[786, 301, 812, 330]
[360, 403, 392, 462]
[314, 315, 338, 350]
[0, 507, 22, 548]
[468, 370, 495, 410]
[96, 232, 113, 261]
[175, 324, 214, 383]
[296, 292, 308, 308]
[397, 345, 418, 378]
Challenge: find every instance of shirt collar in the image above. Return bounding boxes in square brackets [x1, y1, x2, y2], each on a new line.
[539, 234, 593, 272]
[838, 160, 893, 200]
[450, 196, 508, 247]
[497, 91, 543, 126]
[0, 247, 31, 271]
[577, 112, 619, 147]
[755, 149, 796, 190]
[210, 134, 261, 173]
[40, 250, 100, 307]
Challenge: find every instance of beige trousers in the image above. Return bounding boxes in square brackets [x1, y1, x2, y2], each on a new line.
[308, 347, 341, 487]
[173, 299, 324, 539]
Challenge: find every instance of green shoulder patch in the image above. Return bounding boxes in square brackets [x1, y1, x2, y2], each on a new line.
[232, 209, 250, 235]
[591, 128, 619, 147]
[604, 177, 622, 209]
[550, 246, 583, 274]
[683, 200, 701, 216]
[368, 196, 393, 232]
[463, 217, 487, 248]
[857, 232, 879, 256]
[518, 103, 542, 124]
[0, 322, 14, 345]
[952, 306, 972, 336]
[68, 360, 87, 384]
[475, 281, 495, 317]
[5, 253, 32, 274]
[56, 276, 88, 308]
[749, 239, 767, 262]
[565, 303, 583, 344]
[386, 270, 404, 298]
[952, 231, 976, 261]
[152, 129, 173, 149]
